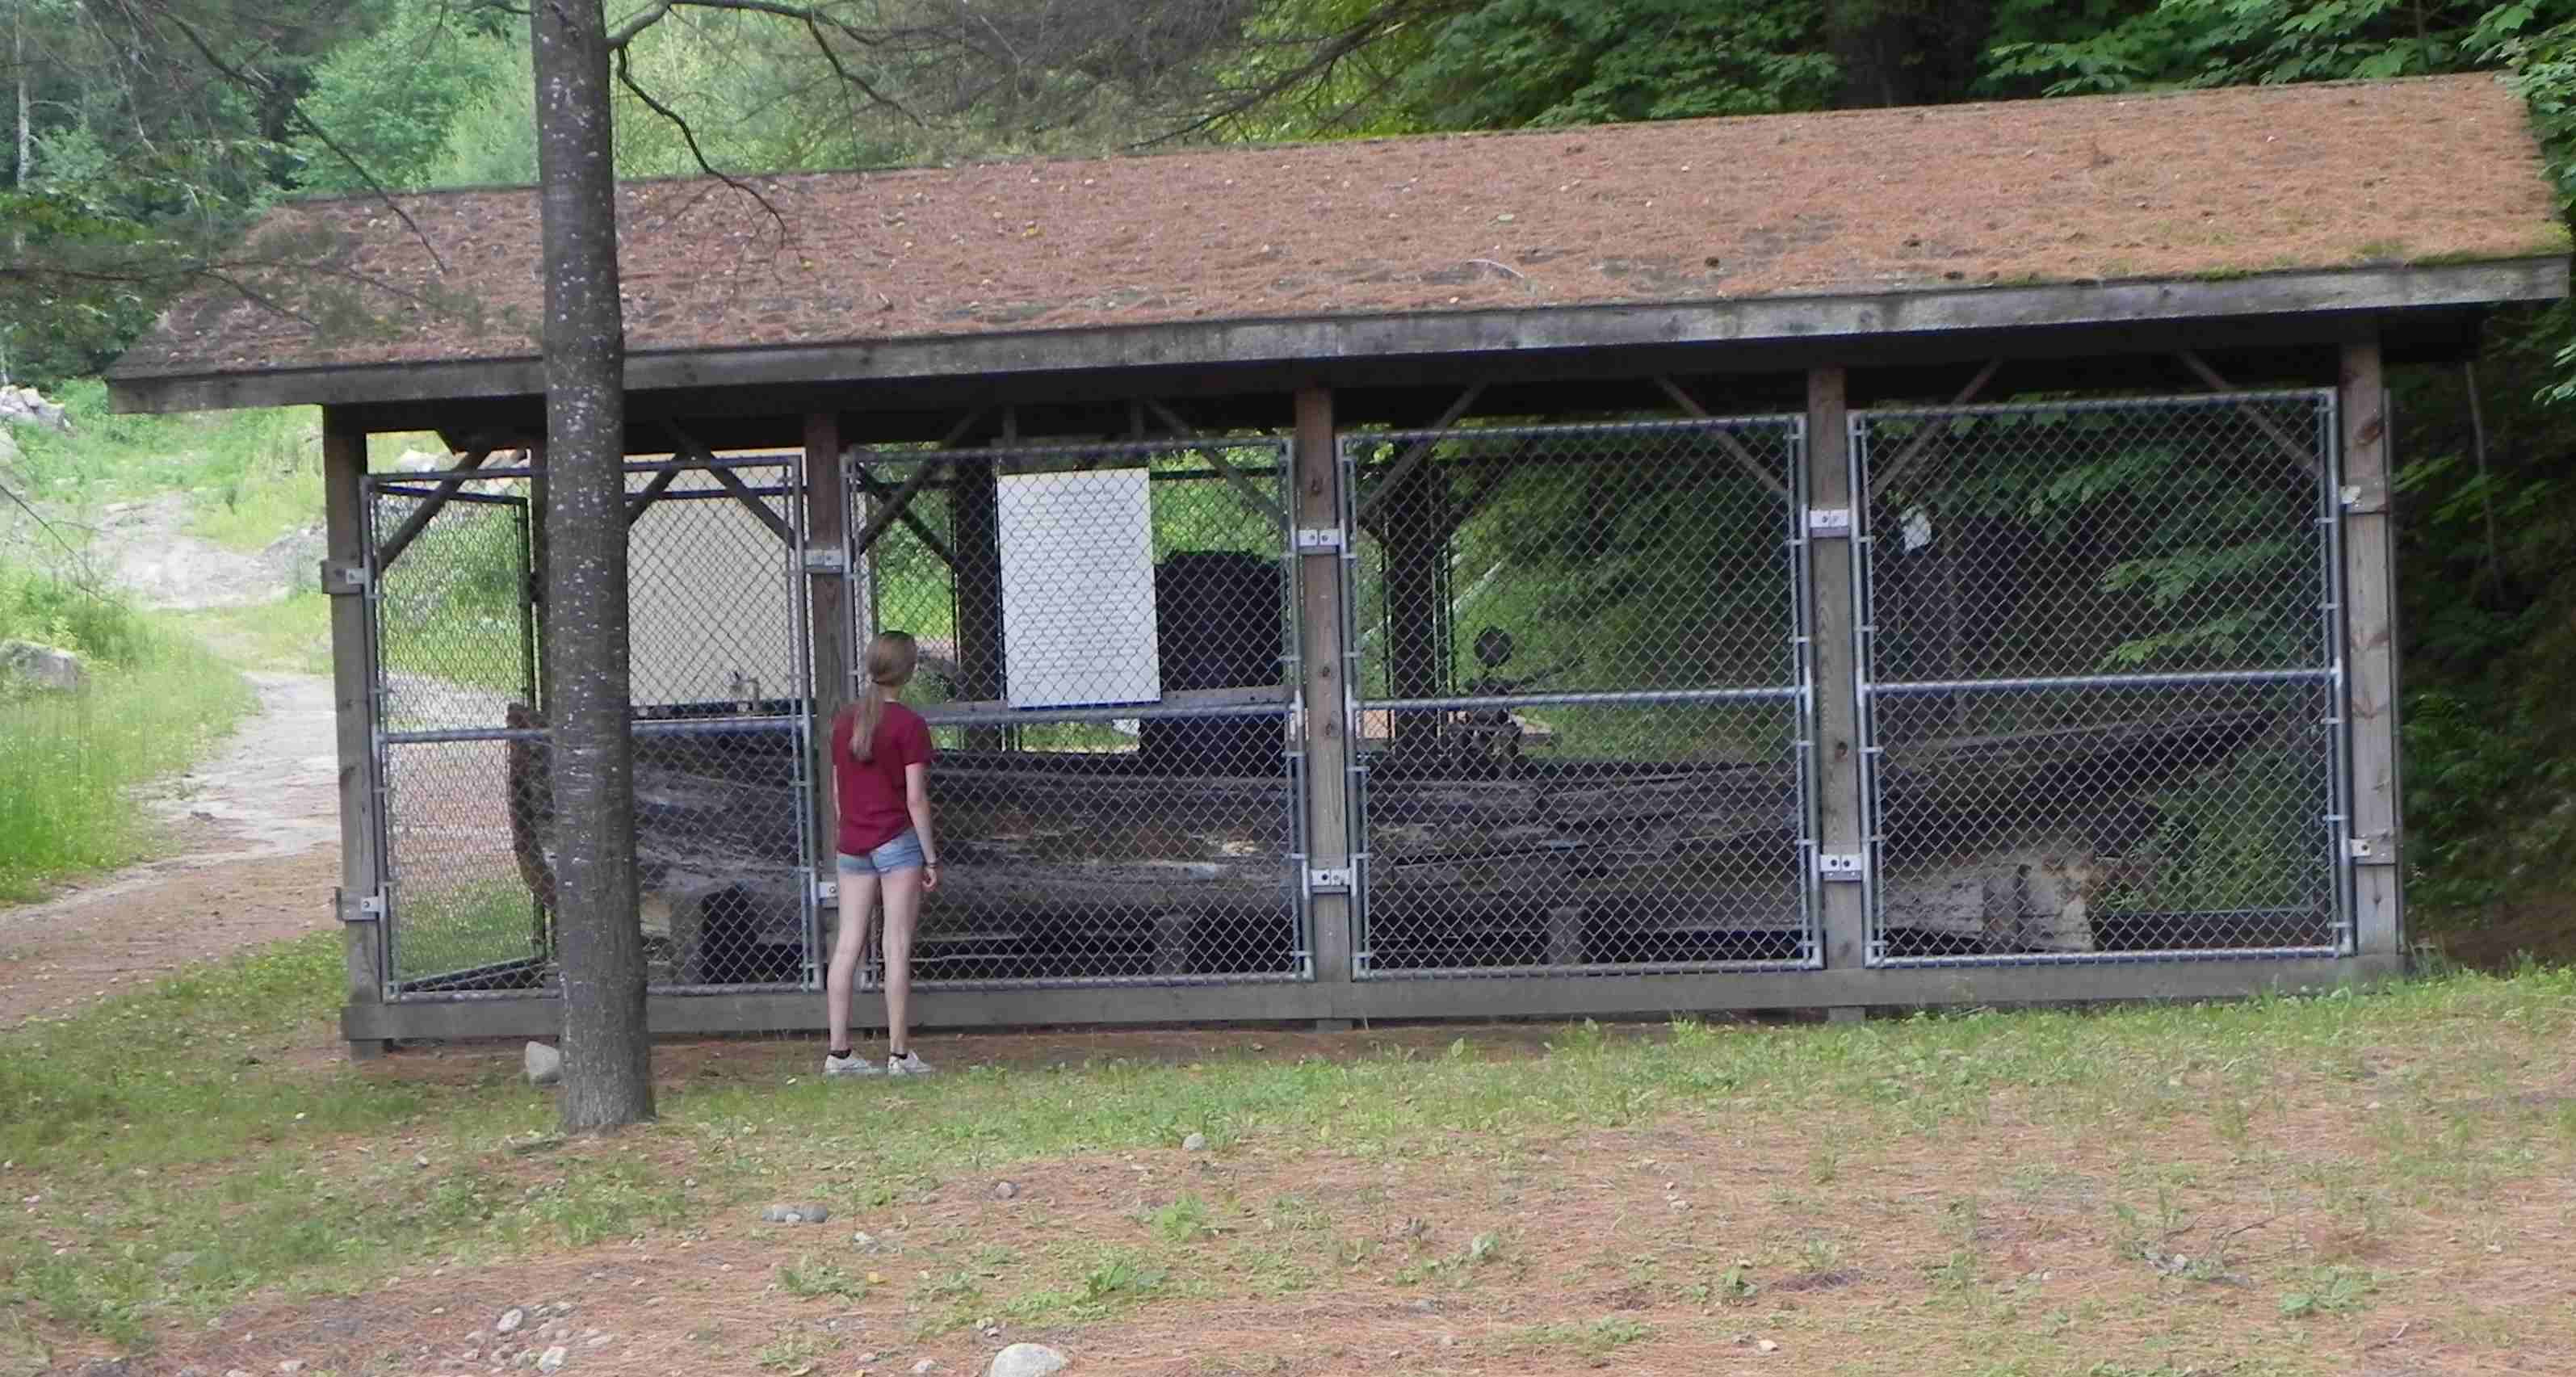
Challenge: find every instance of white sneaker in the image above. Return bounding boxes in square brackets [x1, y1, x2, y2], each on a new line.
[887, 1050, 934, 1077]
[824, 1052, 882, 1078]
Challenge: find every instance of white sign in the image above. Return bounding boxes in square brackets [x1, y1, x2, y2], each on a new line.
[996, 468, 1160, 708]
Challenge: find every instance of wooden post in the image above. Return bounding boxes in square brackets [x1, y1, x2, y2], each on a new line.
[803, 413, 848, 981]
[322, 408, 388, 1059]
[1295, 388, 1356, 1014]
[1807, 367, 1870, 993]
[2339, 338, 2404, 962]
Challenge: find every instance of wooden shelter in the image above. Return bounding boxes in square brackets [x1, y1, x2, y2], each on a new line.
[107, 74, 2570, 1052]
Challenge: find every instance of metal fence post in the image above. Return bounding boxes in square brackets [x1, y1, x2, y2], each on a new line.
[1806, 368, 1870, 995]
[1296, 388, 1356, 1020]
[2339, 339, 2403, 965]
[323, 408, 388, 1057]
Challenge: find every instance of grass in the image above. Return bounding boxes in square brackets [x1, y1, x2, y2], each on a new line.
[3, 941, 2574, 1367]
[4, 381, 438, 552]
[178, 591, 334, 674]
[0, 566, 256, 900]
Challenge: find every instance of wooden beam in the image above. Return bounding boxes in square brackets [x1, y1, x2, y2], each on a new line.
[1294, 386, 1356, 989]
[845, 456, 959, 569]
[621, 468, 677, 526]
[1651, 377, 1790, 499]
[1142, 399, 1288, 527]
[1807, 366, 1867, 976]
[1352, 383, 1485, 526]
[2178, 349, 2324, 476]
[663, 422, 795, 545]
[322, 408, 388, 1058]
[2339, 338, 2402, 959]
[803, 413, 849, 942]
[372, 447, 496, 572]
[1865, 358, 2002, 499]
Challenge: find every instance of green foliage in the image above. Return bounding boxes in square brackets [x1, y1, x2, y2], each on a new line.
[0, 568, 257, 899]
[1408, 0, 1837, 128]
[291, 0, 520, 191]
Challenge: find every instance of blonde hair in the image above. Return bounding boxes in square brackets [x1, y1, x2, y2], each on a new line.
[844, 631, 920, 763]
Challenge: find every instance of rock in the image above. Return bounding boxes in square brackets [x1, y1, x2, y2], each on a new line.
[496, 1308, 527, 1335]
[585, 1334, 612, 1349]
[762, 1203, 831, 1224]
[1181, 1132, 1208, 1152]
[279, 1362, 306, 1375]
[523, 1043, 561, 1086]
[992, 1181, 1018, 1200]
[986, 1344, 1069, 1377]
[851, 1230, 878, 1249]
[262, 526, 327, 594]
[912, 1361, 939, 1375]
[537, 1348, 567, 1373]
[0, 640, 85, 693]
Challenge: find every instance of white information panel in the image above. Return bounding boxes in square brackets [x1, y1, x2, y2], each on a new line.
[996, 468, 1161, 708]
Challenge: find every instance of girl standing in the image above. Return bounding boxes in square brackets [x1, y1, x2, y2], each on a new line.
[824, 631, 942, 1077]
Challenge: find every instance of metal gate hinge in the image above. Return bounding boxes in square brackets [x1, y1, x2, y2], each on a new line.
[2347, 833, 2396, 865]
[1294, 527, 1345, 554]
[802, 548, 848, 573]
[336, 887, 387, 922]
[321, 560, 369, 594]
[1306, 866, 1353, 893]
[814, 877, 841, 903]
[1807, 507, 1852, 539]
[1816, 853, 1866, 882]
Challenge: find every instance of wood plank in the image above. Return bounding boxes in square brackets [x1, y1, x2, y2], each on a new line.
[1296, 387, 1355, 985]
[1352, 383, 1484, 525]
[1809, 367, 1866, 968]
[846, 459, 959, 567]
[1650, 377, 1790, 498]
[324, 409, 387, 1056]
[373, 447, 495, 571]
[2340, 338, 2402, 957]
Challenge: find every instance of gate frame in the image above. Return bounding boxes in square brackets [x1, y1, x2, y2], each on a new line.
[1334, 414, 1823, 980]
[1845, 388, 2358, 968]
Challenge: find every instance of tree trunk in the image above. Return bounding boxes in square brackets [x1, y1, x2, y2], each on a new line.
[530, 0, 652, 1131]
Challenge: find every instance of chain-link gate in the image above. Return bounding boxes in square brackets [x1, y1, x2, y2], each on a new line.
[845, 438, 1308, 986]
[1852, 392, 2352, 965]
[1341, 417, 1817, 977]
[367, 456, 816, 1000]
[366, 468, 545, 997]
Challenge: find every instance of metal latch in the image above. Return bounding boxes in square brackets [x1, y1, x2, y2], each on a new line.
[1294, 527, 1345, 554]
[337, 887, 387, 922]
[1806, 507, 1853, 539]
[802, 548, 848, 573]
[1306, 866, 1354, 893]
[2346, 833, 2395, 866]
[321, 560, 369, 594]
[1816, 853, 1866, 881]
[814, 877, 841, 903]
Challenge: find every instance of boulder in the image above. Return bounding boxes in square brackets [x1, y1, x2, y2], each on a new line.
[0, 640, 86, 692]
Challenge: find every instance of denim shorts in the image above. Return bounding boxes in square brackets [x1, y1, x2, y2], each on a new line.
[837, 829, 925, 876]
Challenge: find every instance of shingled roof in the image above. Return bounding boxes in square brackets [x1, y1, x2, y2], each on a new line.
[108, 73, 2569, 409]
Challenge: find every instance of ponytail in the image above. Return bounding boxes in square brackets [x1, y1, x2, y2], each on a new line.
[845, 630, 921, 763]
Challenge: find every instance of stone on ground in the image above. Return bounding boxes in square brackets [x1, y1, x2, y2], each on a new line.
[522, 1043, 561, 1086]
[0, 640, 86, 693]
[761, 1202, 830, 1224]
[987, 1343, 1070, 1377]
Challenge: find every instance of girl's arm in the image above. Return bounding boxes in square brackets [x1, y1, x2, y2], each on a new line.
[904, 761, 940, 890]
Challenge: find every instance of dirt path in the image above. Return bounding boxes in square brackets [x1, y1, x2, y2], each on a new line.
[0, 671, 340, 1028]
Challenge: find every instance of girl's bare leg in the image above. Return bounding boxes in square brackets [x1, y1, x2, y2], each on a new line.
[826, 872, 882, 1052]
[879, 867, 926, 1053]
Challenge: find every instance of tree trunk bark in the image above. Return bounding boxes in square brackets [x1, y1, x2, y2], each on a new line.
[530, 0, 652, 1131]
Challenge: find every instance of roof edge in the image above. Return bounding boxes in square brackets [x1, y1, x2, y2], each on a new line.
[108, 256, 2570, 415]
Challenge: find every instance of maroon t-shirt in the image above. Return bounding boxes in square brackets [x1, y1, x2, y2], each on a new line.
[832, 702, 935, 855]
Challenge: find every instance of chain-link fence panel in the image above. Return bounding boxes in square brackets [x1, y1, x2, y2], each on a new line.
[1853, 392, 2350, 964]
[1343, 418, 1815, 976]
[625, 460, 815, 991]
[845, 439, 1307, 986]
[367, 472, 547, 994]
